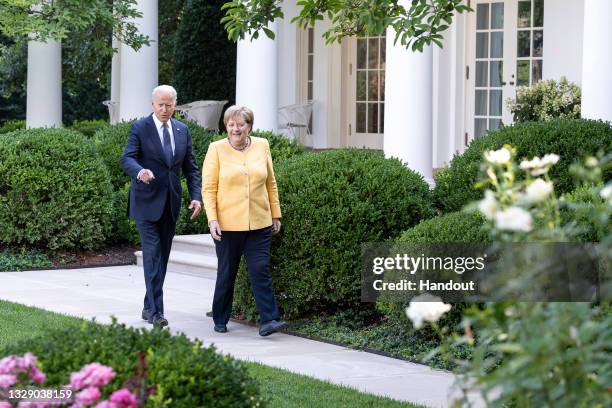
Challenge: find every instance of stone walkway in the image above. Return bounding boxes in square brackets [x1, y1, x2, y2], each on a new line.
[0, 266, 477, 407]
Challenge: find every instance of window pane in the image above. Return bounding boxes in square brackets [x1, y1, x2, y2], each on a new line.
[380, 103, 384, 133]
[368, 38, 379, 69]
[356, 103, 366, 133]
[369, 71, 379, 101]
[532, 59, 543, 84]
[517, 60, 530, 86]
[489, 118, 502, 131]
[357, 39, 367, 69]
[380, 37, 386, 70]
[357, 71, 367, 101]
[368, 103, 378, 134]
[308, 28, 314, 53]
[489, 90, 502, 116]
[533, 30, 543, 57]
[308, 55, 313, 80]
[476, 61, 488, 87]
[518, 1, 531, 28]
[380, 71, 385, 101]
[477, 33, 489, 59]
[477, 4, 490, 30]
[475, 118, 488, 139]
[534, 0, 544, 27]
[475, 90, 487, 116]
[518, 31, 531, 57]
[491, 32, 503, 58]
[491, 3, 504, 29]
[490, 61, 503, 87]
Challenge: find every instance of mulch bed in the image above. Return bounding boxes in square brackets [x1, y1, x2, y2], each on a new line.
[49, 244, 139, 269]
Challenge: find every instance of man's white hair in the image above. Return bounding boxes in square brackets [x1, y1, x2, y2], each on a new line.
[152, 85, 177, 103]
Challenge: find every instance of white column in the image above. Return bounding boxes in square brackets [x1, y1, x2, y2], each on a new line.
[581, 0, 612, 121]
[119, 0, 158, 121]
[236, 22, 278, 132]
[384, 28, 433, 183]
[26, 39, 62, 128]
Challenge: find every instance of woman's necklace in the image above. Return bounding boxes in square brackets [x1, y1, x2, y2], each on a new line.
[228, 136, 251, 151]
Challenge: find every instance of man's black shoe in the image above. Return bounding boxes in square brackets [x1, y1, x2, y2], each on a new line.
[259, 320, 288, 336]
[150, 314, 168, 328]
[214, 324, 227, 333]
[142, 309, 153, 322]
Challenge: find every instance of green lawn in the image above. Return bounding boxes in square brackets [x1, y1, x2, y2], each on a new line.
[0, 300, 419, 407]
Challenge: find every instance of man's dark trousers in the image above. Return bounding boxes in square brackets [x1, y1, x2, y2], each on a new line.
[213, 227, 281, 325]
[136, 192, 176, 317]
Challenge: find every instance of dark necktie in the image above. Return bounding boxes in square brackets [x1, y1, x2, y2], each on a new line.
[162, 123, 173, 166]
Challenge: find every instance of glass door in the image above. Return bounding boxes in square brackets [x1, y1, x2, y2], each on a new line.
[465, 0, 544, 141]
[347, 35, 386, 148]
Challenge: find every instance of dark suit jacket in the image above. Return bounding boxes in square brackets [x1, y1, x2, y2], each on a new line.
[120, 114, 202, 222]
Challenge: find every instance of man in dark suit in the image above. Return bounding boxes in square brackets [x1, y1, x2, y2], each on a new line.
[121, 85, 202, 327]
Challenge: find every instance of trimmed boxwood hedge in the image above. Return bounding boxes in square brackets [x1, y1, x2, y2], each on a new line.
[0, 128, 114, 250]
[433, 119, 612, 213]
[233, 149, 435, 320]
[376, 211, 488, 333]
[560, 184, 608, 243]
[0, 321, 263, 407]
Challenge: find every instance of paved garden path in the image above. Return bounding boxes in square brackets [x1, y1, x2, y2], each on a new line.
[0, 266, 480, 407]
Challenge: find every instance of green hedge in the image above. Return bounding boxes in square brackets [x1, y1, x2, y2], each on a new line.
[0, 119, 25, 134]
[70, 119, 109, 138]
[560, 184, 607, 242]
[433, 119, 612, 213]
[376, 211, 488, 333]
[233, 149, 435, 320]
[0, 321, 263, 407]
[0, 128, 114, 250]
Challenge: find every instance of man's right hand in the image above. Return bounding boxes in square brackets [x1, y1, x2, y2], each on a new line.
[209, 220, 222, 241]
[137, 169, 155, 184]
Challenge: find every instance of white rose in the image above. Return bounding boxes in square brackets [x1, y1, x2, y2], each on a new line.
[519, 157, 542, 170]
[541, 153, 560, 166]
[494, 206, 533, 232]
[524, 178, 553, 203]
[478, 190, 498, 220]
[405, 294, 452, 329]
[600, 184, 612, 202]
[484, 147, 512, 165]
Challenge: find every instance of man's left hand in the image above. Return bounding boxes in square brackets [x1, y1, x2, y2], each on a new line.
[189, 200, 202, 220]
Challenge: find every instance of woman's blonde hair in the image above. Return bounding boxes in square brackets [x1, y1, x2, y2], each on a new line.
[223, 105, 254, 129]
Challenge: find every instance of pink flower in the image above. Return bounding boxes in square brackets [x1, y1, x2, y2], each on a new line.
[109, 389, 137, 408]
[0, 401, 12, 408]
[0, 374, 18, 389]
[74, 386, 101, 406]
[70, 363, 115, 390]
[0, 356, 18, 374]
[94, 402, 117, 408]
[29, 365, 46, 384]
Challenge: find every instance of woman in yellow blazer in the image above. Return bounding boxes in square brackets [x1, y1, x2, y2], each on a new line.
[202, 105, 287, 336]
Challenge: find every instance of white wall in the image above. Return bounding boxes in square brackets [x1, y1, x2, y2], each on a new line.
[543, 0, 584, 84]
[278, 2, 298, 109]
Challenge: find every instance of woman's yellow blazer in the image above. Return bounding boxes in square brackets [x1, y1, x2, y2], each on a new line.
[202, 136, 282, 231]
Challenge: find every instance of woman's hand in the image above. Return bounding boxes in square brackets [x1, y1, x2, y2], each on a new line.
[272, 218, 282, 235]
[209, 220, 222, 241]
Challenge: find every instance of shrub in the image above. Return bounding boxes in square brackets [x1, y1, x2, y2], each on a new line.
[506, 77, 581, 122]
[0, 128, 114, 250]
[560, 184, 607, 242]
[376, 211, 488, 335]
[109, 182, 140, 244]
[71, 119, 109, 138]
[0, 249, 52, 272]
[250, 130, 306, 162]
[0, 119, 25, 134]
[233, 149, 434, 320]
[0, 321, 264, 407]
[433, 119, 612, 213]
